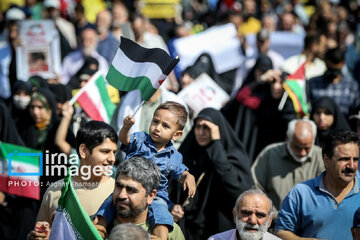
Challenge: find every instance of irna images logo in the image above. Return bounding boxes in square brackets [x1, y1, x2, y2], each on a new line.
[8, 150, 113, 180]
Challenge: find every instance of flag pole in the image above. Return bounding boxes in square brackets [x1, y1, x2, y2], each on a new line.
[133, 100, 145, 117]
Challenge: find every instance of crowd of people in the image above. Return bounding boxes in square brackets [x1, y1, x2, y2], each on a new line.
[1, 0, 360, 239]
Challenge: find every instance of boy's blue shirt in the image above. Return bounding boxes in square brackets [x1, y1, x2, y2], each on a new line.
[121, 131, 188, 204]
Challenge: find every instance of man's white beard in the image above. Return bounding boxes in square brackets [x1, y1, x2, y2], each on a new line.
[235, 217, 269, 240]
[287, 142, 313, 163]
[82, 45, 96, 56]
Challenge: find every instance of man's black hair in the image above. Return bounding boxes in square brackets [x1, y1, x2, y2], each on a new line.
[323, 130, 360, 159]
[76, 120, 118, 155]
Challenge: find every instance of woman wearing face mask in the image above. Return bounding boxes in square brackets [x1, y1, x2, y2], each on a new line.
[9, 81, 32, 131]
[169, 108, 253, 240]
[310, 96, 350, 148]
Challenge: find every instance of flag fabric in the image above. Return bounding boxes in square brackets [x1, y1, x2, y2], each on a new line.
[282, 62, 308, 118]
[106, 36, 179, 101]
[49, 174, 102, 240]
[70, 71, 116, 123]
[0, 142, 41, 200]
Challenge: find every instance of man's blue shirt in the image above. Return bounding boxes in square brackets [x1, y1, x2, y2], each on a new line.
[121, 132, 188, 204]
[275, 171, 360, 240]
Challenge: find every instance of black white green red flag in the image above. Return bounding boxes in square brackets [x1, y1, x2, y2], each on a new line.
[106, 36, 179, 101]
[282, 62, 308, 118]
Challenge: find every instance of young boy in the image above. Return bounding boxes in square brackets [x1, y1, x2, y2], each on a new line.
[96, 101, 196, 240]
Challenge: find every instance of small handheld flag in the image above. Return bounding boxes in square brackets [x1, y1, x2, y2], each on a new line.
[106, 37, 180, 101]
[69, 72, 116, 123]
[282, 62, 308, 118]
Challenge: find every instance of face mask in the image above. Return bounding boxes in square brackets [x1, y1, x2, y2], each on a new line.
[324, 69, 341, 80]
[13, 95, 31, 110]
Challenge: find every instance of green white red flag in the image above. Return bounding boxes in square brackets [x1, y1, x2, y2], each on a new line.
[49, 174, 102, 240]
[69, 72, 116, 123]
[0, 142, 41, 200]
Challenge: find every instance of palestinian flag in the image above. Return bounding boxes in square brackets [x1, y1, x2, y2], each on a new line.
[49, 174, 102, 240]
[70, 72, 116, 123]
[282, 62, 308, 118]
[106, 36, 179, 101]
[0, 142, 41, 200]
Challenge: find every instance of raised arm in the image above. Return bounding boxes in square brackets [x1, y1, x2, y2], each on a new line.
[118, 114, 135, 145]
[200, 119, 253, 196]
[55, 102, 74, 155]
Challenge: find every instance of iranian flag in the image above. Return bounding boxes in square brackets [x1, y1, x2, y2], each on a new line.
[106, 36, 179, 101]
[49, 174, 102, 240]
[282, 62, 308, 118]
[70, 72, 116, 123]
[0, 142, 41, 200]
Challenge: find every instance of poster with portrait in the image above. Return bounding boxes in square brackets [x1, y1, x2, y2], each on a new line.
[16, 19, 61, 81]
[177, 73, 230, 117]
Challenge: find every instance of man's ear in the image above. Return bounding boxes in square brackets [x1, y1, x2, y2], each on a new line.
[232, 209, 237, 223]
[146, 189, 157, 205]
[172, 130, 183, 141]
[79, 144, 88, 159]
[268, 214, 274, 228]
[323, 153, 330, 169]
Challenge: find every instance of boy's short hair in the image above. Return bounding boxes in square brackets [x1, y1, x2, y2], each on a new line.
[76, 120, 118, 155]
[154, 101, 188, 130]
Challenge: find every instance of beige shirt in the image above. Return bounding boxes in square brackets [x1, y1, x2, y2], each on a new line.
[251, 142, 324, 212]
[37, 177, 115, 225]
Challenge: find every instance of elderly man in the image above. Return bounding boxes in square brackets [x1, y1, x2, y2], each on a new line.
[275, 130, 360, 239]
[208, 189, 281, 240]
[252, 119, 324, 212]
[94, 156, 185, 239]
[95, 10, 119, 64]
[61, 27, 108, 84]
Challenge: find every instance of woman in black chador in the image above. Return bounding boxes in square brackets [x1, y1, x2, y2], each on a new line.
[170, 108, 253, 240]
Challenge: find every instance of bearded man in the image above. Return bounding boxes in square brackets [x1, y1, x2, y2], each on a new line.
[93, 156, 185, 240]
[208, 189, 280, 240]
[251, 119, 324, 214]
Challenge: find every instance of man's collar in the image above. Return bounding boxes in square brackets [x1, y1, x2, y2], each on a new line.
[316, 171, 360, 195]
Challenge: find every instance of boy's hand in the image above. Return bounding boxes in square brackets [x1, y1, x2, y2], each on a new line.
[183, 173, 196, 198]
[123, 114, 135, 129]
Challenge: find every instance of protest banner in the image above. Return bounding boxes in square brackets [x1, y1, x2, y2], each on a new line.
[16, 19, 61, 81]
[245, 31, 304, 59]
[177, 73, 230, 116]
[173, 23, 243, 74]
